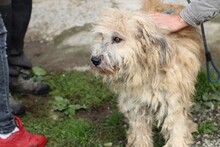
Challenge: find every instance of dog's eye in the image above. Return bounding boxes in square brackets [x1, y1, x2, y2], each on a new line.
[112, 37, 122, 43]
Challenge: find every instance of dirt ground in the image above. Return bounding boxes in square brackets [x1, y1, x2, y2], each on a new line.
[24, 41, 91, 72]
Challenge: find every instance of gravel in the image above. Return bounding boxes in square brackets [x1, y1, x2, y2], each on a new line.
[192, 106, 220, 147]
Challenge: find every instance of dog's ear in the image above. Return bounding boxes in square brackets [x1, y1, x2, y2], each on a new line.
[132, 12, 171, 66]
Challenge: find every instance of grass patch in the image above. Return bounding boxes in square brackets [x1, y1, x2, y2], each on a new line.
[195, 70, 220, 102]
[46, 71, 116, 108]
[21, 70, 125, 146]
[100, 111, 127, 145]
[193, 70, 220, 112]
[19, 69, 219, 147]
[196, 120, 218, 135]
[21, 115, 97, 147]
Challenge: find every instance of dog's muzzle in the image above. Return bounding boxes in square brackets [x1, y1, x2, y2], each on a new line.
[91, 56, 102, 66]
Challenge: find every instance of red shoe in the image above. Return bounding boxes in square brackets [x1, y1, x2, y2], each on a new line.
[0, 116, 46, 147]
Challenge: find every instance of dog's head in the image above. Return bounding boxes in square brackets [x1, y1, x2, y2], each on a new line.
[90, 9, 171, 77]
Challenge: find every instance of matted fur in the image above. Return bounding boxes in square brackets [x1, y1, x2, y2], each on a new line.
[90, 0, 203, 147]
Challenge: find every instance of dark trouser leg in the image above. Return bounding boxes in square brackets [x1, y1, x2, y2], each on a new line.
[0, 13, 16, 134]
[3, 0, 50, 96]
[0, 2, 25, 115]
[7, 0, 32, 70]
[9, 0, 32, 56]
[0, 0, 32, 75]
[0, 3, 18, 76]
[0, 3, 12, 53]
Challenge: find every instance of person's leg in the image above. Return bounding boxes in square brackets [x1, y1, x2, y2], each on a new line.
[0, 12, 16, 135]
[0, 14, 47, 146]
[8, 0, 32, 63]
[0, 1, 12, 54]
[7, 0, 50, 96]
[0, 1, 25, 115]
[0, 0, 47, 143]
[7, 0, 32, 72]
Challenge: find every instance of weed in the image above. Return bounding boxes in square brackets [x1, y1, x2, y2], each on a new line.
[21, 115, 97, 147]
[195, 120, 218, 135]
[32, 66, 48, 82]
[193, 70, 220, 112]
[46, 71, 117, 108]
[51, 96, 87, 117]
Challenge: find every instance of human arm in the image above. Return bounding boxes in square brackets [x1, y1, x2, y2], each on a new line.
[148, 0, 220, 32]
[180, 0, 220, 26]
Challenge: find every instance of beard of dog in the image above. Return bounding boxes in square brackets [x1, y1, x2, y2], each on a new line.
[91, 7, 202, 147]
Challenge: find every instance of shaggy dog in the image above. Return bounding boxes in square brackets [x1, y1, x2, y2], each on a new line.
[90, 0, 203, 146]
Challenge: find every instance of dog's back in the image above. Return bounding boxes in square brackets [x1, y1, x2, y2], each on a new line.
[142, 0, 183, 13]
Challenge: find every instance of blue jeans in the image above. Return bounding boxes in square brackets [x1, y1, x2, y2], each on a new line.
[0, 14, 15, 134]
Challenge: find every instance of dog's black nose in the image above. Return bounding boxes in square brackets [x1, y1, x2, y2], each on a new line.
[91, 56, 101, 66]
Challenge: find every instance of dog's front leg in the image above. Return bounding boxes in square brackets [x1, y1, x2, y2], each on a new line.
[161, 97, 196, 147]
[122, 107, 154, 147]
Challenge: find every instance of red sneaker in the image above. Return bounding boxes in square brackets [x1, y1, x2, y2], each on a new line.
[0, 116, 46, 147]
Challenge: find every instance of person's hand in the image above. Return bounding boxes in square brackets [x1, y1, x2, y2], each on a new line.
[148, 13, 189, 32]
